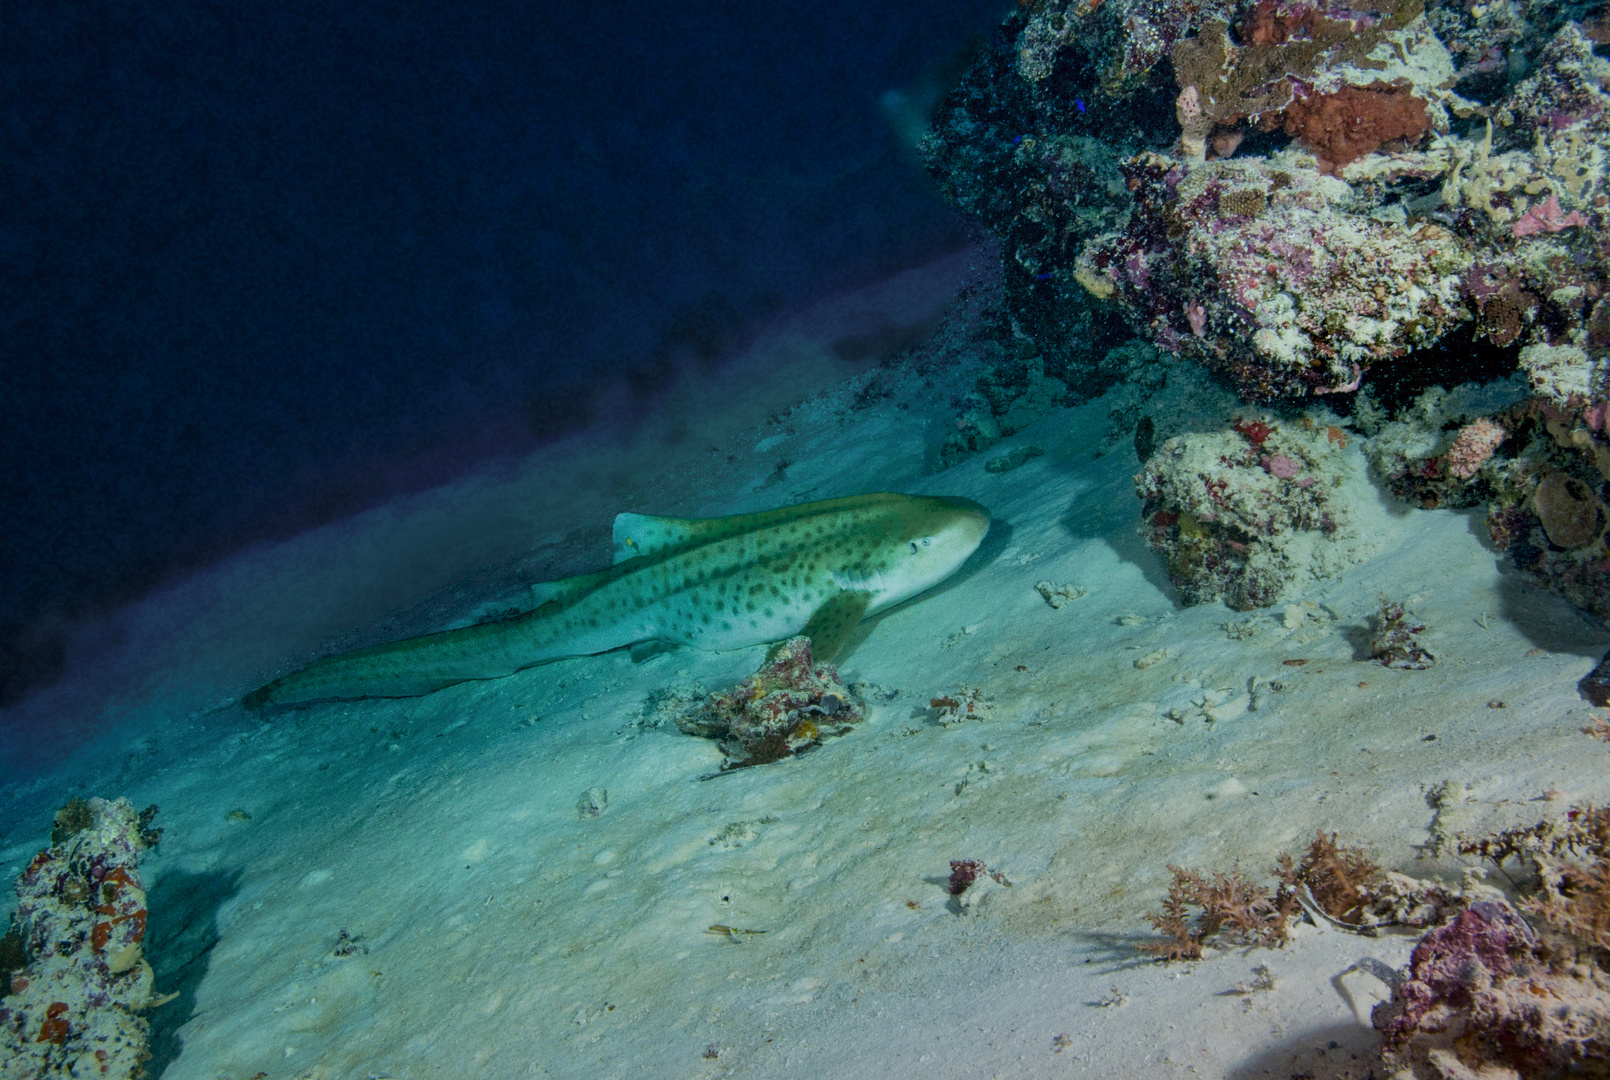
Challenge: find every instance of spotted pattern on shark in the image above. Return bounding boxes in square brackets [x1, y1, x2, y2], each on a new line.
[244, 492, 990, 707]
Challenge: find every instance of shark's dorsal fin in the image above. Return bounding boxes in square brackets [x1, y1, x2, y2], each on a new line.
[612, 513, 711, 563]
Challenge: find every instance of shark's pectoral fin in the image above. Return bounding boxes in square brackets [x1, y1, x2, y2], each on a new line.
[629, 639, 680, 662]
[796, 590, 872, 663]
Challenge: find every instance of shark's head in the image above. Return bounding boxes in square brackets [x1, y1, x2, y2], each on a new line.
[868, 494, 991, 612]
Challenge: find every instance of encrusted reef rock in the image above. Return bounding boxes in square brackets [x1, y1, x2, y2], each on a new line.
[669, 637, 863, 770]
[925, 5, 1610, 402]
[1081, 149, 1474, 397]
[0, 797, 168, 1079]
[1358, 367, 1610, 621]
[1357, 378, 1529, 508]
[1373, 804, 1610, 1077]
[1374, 897, 1610, 1077]
[1136, 412, 1369, 608]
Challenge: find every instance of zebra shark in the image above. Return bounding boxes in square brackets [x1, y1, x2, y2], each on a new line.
[244, 492, 990, 708]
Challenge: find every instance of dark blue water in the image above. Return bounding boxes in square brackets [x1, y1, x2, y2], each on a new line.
[1, 0, 1002, 702]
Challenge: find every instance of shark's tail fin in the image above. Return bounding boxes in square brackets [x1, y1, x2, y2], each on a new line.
[244, 568, 616, 709]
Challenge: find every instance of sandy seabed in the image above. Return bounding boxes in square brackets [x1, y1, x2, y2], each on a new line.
[3, 248, 1607, 1080]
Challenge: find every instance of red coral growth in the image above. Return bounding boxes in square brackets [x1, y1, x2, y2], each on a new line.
[1260, 453, 1301, 479]
[1280, 83, 1430, 174]
[1234, 418, 1274, 445]
[35, 1002, 70, 1045]
[947, 860, 985, 895]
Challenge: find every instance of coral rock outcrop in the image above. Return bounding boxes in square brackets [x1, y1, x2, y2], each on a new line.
[0, 797, 167, 1079]
[1136, 413, 1369, 608]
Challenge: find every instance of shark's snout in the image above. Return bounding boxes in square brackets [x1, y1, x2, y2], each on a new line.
[930, 495, 991, 549]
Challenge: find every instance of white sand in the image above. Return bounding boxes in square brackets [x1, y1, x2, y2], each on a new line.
[3, 249, 1608, 1079]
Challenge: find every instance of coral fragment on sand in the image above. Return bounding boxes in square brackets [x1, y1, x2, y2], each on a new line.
[671, 637, 862, 771]
[1370, 601, 1436, 669]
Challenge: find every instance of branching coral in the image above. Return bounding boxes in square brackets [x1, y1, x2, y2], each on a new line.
[1139, 831, 1421, 960]
[1139, 865, 1287, 960]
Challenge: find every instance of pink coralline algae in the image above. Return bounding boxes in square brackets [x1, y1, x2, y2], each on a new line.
[1375, 899, 1610, 1077]
[1260, 454, 1301, 479]
[1375, 901, 1531, 1047]
[1444, 417, 1509, 480]
[1511, 193, 1590, 238]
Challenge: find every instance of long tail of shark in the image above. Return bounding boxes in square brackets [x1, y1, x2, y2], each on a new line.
[242, 607, 565, 708]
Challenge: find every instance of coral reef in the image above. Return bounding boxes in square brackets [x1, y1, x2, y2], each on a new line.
[1141, 808, 1610, 1071]
[1356, 380, 1529, 508]
[923, 0, 1610, 638]
[1135, 411, 1367, 608]
[1375, 806, 1610, 1078]
[1079, 146, 1478, 398]
[924, 3, 1610, 412]
[669, 637, 862, 771]
[0, 797, 169, 1079]
[1354, 367, 1610, 623]
[1579, 649, 1610, 706]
